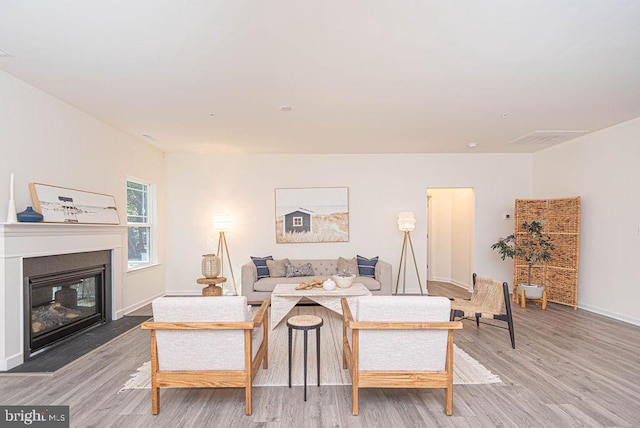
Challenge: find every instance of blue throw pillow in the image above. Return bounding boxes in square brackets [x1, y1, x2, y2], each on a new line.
[251, 256, 273, 280]
[357, 255, 378, 278]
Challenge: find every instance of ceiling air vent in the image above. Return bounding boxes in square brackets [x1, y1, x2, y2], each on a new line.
[508, 130, 588, 145]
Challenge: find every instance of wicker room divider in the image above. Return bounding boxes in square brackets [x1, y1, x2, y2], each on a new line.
[513, 197, 580, 309]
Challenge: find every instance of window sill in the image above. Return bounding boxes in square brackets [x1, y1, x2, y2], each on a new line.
[127, 262, 161, 274]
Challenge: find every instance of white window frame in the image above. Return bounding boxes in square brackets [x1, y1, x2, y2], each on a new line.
[127, 176, 157, 271]
[293, 216, 303, 227]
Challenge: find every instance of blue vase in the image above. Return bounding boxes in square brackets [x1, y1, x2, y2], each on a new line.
[17, 206, 44, 222]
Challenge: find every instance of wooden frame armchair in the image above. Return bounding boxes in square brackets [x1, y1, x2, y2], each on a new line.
[141, 296, 269, 415]
[450, 273, 515, 349]
[341, 296, 463, 416]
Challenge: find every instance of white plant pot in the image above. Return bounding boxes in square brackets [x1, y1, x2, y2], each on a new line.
[332, 274, 355, 288]
[518, 284, 545, 300]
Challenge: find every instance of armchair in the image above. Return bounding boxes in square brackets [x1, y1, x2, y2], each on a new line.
[450, 273, 515, 349]
[141, 296, 269, 415]
[341, 296, 463, 416]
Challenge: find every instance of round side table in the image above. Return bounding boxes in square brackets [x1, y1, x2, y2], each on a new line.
[287, 314, 323, 401]
[196, 277, 227, 296]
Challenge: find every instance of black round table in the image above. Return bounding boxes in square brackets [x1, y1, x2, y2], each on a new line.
[287, 314, 323, 401]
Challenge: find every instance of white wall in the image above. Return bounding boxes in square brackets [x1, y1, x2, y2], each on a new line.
[165, 153, 531, 295]
[533, 117, 640, 325]
[0, 71, 166, 314]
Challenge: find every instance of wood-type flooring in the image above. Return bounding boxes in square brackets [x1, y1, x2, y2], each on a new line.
[0, 281, 638, 427]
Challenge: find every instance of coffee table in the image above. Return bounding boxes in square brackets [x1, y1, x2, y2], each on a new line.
[270, 282, 372, 329]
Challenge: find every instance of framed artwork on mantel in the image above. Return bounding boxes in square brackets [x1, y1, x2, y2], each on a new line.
[275, 187, 349, 243]
[29, 183, 120, 224]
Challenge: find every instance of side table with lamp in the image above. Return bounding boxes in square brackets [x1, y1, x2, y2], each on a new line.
[197, 276, 227, 296]
[198, 253, 226, 296]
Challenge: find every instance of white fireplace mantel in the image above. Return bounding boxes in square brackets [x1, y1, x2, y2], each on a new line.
[0, 222, 126, 370]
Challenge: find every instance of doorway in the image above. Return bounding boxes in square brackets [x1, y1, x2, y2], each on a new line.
[426, 188, 475, 290]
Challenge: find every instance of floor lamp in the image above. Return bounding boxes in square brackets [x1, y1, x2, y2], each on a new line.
[394, 212, 425, 295]
[214, 215, 238, 296]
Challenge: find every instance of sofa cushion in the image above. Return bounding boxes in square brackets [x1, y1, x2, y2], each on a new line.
[337, 256, 358, 276]
[357, 255, 378, 278]
[310, 259, 338, 276]
[254, 276, 322, 292]
[253, 275, 380, 292]
[285, 262, 314, 277]
[251, 256, 273, 280]
[266, 258, 290, 278]
[357, 276, 382, 291]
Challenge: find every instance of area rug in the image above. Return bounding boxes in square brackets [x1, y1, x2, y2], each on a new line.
[120, 306, 500, 391]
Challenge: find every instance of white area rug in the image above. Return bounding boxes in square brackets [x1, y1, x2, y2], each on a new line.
[121, 306, 500, 391]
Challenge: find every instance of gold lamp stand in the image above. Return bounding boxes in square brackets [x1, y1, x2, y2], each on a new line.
[394, 212, 425, 295]
[216, 231, 238, 295]
[213, 214, 238, 296]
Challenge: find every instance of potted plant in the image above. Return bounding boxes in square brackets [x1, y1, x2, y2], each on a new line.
[491, 220, 554, 299]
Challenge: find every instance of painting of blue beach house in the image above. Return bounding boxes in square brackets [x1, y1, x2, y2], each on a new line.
[275, 187, 349, 243]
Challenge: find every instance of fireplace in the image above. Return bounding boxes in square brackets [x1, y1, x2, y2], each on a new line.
[23, 251, 112, 357]
[0, 223, 125, 370]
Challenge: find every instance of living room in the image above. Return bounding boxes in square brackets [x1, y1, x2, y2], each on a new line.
[2, 66, 638, 330]
[1, 2, 639, 426]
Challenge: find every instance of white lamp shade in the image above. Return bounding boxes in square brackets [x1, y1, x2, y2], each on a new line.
[213, 214, 232, 231]
[397, 211, 416, 232]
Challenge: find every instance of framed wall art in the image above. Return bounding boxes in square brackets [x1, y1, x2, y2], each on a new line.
[29, 183, 120, 224]
[275, 187, 349, 243]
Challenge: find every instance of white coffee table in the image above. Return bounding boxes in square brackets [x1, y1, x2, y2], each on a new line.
[270, 282, 372, 329]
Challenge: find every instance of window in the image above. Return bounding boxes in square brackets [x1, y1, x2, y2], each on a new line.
[293, 216, 303, 227]
[127, 178, 155, 269]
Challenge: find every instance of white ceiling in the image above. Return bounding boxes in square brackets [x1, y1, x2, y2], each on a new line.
[1, 1, 639, 154]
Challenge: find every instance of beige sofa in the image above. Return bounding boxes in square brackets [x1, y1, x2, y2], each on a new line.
[241, 258, 392, 303]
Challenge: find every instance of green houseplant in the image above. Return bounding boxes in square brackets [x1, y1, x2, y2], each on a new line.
[491, 220, 554, 298]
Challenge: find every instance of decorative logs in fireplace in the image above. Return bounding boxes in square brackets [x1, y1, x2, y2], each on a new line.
[32, 302, 82, 334]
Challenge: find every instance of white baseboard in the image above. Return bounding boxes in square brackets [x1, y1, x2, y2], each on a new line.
[116, 291, 166, 319]
[1, 351, 25, 371]
[163, 289, 202, 296]
[578, 302, 640, 327]
[431, 277, 472, 291]
[450, 279, 472, 290]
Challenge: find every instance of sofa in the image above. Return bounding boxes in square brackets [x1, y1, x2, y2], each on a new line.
[241, 258, 392, 303]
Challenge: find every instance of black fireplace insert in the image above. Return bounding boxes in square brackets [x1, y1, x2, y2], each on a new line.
[23, 251, 112, 357]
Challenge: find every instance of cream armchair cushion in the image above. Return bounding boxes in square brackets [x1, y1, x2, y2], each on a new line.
[356, 296, 450, 371]
[342, 296, 462, 416]
[143, 296, 269, 416]
[153, 296, 262, 371]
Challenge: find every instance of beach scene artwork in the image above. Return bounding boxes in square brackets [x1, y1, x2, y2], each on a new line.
[275, 187, 348, 243]
[29, 183, 120, 224]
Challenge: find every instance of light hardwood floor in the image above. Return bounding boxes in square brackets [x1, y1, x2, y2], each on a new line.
[1, 282, 639, 427]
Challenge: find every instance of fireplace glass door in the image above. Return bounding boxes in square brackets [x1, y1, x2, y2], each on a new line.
[28, 266, 106, 353]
